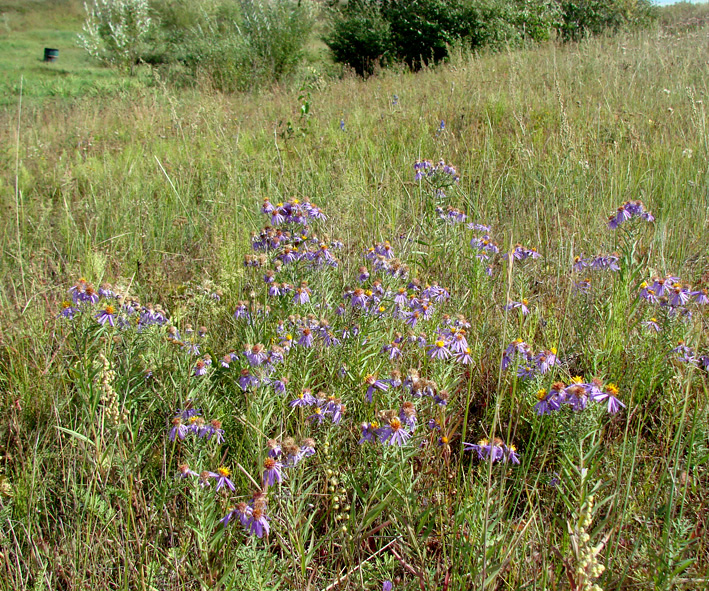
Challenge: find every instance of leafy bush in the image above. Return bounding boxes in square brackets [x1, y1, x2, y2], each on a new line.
[324, 0, 393, 76]
[78, 0, 153, 71]
[170, 0, 315, 91]
[80, 0, 315, 91]
[326, 0, 654, 75]
[383, 0, 469, 69]
[556, 0, 656, 41]
[326, 0, 561, 74]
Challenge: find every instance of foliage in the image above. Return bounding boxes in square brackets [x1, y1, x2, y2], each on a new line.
[2, 3, 709, 588]
[78, 0, 315, 90]
[326, 0, 655, 74]
[172, 0, 316, 92]
[556, 0, 656, 41]
[324, 0, 393, 76]
[78, 0, 153, 71]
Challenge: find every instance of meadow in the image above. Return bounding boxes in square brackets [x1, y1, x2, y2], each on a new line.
[1, 1, 709, 589]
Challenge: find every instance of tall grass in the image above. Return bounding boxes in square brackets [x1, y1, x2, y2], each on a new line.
[1, 6, 709, 590]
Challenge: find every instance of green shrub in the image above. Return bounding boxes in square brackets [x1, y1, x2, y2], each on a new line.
[556, 0, 656, 41]
[326, 0, 561, 75]
[174, 0, 315, 92]
[80, 0, 315, 91]
[383, 0, 469, 69]
[78, 0, 153, 71]
[324, 0, 393, 76]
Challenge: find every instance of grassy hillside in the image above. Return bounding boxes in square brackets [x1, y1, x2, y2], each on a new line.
[1, 2, 709, 590]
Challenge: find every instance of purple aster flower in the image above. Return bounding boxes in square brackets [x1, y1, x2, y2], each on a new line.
[193, 359, 208, 377]
[299, 438, 316, 458]
[534, 387, 561, 415]
[563, 381, 591, 411]
[456, 347, 473, 364]
[505, 444, 521, 464]
[504, 299, 530, 316]
[238, 369, 259, 391]
[262, 458, 284, 487]
[307, 406, 327, 425]
[449, 331, 469, 354]
[516, 365, 536, 379]
[364, 374, 390, 402]
[169, 417, 188, 441]
[95, 305, 117, 327]
[598, 383, 625, 414]
[382, 341, 402, 360]
[669, 283, 691, 307]
[428, 339, 452, 360]
[246, 505, 270, 538]
[378, 417, 411, 446]
[233, 302, 249, 320]
[59, 300, 79, 319]
[573, 255, 588, 272]
[383, 582, 393, 591]
[399, 401, 417, 431]
[358, 421, 379, 444]
[200, 419, 225, 443]
[209, 467, 236, 492]
[608, 200, 654, 229]
[293, 284, 311, 305]
[642, 317, 661, 332]
[692, 288, 709, 305]
[177, 464, 198, 478]
[290, 388, 316, 407]
[672, 341, 697, 365]
[271, 377, 288, 394]
[534, 348, 558, 374]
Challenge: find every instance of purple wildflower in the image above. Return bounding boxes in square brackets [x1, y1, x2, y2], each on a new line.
[364, 374, 389, 402]
[378, 417, 411, 446]
[262, 458, 284, 487]
[95, 305, 117, 327]
[209, 467, 236, 492]
[358, 421, 379, 444]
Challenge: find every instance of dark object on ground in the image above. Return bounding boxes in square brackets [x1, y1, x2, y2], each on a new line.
[44, 48, 59, 62]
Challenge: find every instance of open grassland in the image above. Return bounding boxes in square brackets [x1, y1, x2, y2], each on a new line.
[1, 3, 709, 590]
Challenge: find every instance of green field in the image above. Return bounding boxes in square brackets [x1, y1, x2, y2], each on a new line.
[1, 1, 709, 589]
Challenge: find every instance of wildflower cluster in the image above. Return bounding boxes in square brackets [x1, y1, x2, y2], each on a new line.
[364, 241, 409, 277]
[359, 403, 417, 446]
[508, 244, 542, 261]
[169, 408, 225, 443]
[61, 278, 168, 330]
[573, 253, 620, 272]
[607, 199, 654, 229]
[220, 491, 271, 538]
[413, 159, 460, 184]
[469, 227, 500, 261]
[534, 379, 625, 415]
[501, 340, 559, 379]
[260, 197, 326, 227]
[464, 437, 520, 464]
[436, 205, 467, 224]
[638, 275, 708, 314]
[289, 389, 345, 425]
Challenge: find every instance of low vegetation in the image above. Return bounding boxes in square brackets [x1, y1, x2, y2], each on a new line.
[1, 1, 709, 589]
